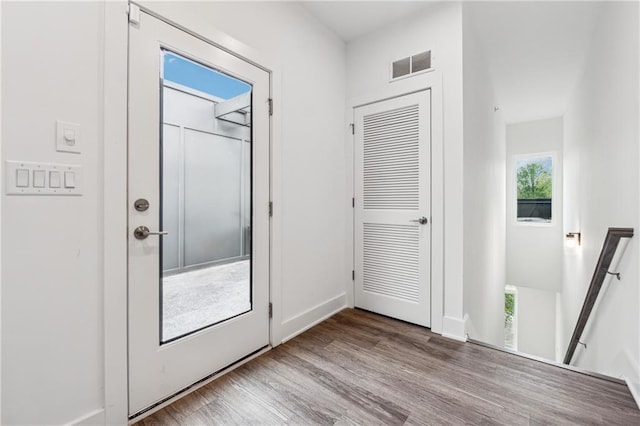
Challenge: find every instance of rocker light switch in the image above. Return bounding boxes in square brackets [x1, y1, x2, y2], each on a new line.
[33, 170, 46, 188]
[16, 169, 29, 187]
[49, 171, 61, 188]
[64, 171, 76, 188]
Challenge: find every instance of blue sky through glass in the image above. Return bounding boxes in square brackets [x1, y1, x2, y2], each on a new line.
[516, 155, 552, 173]
[163, 52, 251, 100]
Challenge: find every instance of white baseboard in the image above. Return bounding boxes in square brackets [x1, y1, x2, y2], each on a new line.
[442, 315, 467, 342]
[67, 409, 105, 426]
[280, 293, 347, 343]
[625, 377, 640, 410]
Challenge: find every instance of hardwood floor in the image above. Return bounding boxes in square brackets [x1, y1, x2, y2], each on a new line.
[136, 308, 640, 425]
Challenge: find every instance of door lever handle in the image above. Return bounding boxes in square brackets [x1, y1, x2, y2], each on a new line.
[410, 217, 428, 225]
[134, 225, 168, 240]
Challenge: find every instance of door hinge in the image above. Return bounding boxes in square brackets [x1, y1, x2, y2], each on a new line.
[269, 302, 273, 318]
[350, 123, 355, 135]
[128, 3, 141, 25]
[268, 98, 273, 116]
[268, 201, 273, 217]
[352, 197, 355, 208]
[352, 270, 355, 281]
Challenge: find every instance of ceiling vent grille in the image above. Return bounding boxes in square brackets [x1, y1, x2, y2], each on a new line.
[390, 50, 432, 81]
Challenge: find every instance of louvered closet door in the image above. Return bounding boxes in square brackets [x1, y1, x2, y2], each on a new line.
[354, 90, 431, 327]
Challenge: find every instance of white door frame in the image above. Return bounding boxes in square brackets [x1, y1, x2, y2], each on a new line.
[128, 11, 271, 414]
[103, 2, 284, 423]
[345, 71, 444, 335]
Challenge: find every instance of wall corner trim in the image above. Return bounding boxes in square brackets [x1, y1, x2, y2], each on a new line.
[103, 1, 131, 424]
[441, 315, 468, 342]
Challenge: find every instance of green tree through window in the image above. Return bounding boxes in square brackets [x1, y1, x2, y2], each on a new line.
[504, 289, 517, 350]
[517, 162, 551, 199]
[505, 292, 515, 324]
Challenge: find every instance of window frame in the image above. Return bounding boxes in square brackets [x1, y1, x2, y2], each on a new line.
[504, 285, 518, 351]
[512, 151, 557, 227]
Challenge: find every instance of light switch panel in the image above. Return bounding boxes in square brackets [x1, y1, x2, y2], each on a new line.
[56, 120, 81, 154]
[6, 161, 82, 195]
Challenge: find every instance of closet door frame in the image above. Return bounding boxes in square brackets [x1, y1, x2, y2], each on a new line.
[345, 74, 445, 336]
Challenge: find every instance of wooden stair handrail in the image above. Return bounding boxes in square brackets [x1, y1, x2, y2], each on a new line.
[563, 227, 634, 365]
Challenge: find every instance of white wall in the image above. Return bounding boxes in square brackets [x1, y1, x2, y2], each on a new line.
[1, 2, 105, 424]
[2, 1, 348, 423]
[561, 1, 639, 386]
[346, 1, 465, 338]
[139, 0, 349, 342]
[514, 285, 557, 360]
[506, 117, 563, 293]
[461, 4, 506, 347]
[0, 1, 4, 422]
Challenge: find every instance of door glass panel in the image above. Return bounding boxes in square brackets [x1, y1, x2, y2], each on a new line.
[160, 50, 252, 343]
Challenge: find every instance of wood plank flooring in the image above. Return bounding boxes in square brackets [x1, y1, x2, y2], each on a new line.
[136, 309, 640, 425]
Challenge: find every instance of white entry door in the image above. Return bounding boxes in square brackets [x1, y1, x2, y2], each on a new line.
[128, 11, 270, 415]
[354, 91, 431, 327]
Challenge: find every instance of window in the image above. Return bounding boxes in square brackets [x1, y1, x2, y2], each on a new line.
[163, 52, 251, 100]
[504, 286, 517, 350]
[516, 155, 553, 223]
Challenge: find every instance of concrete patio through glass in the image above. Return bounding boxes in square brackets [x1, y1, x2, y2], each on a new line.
[162, 259, 250, 341]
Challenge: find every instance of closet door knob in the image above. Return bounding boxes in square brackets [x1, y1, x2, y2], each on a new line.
[410, 217, 428, 225]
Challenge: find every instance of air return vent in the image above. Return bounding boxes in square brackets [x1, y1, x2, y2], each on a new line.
[390, 50, 432, 81]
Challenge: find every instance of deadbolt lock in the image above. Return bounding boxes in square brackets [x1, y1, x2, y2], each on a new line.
[134, 198, 150, 212]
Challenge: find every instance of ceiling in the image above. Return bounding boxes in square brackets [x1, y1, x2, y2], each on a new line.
[300, 1, 439, 42]
[465, 1, 602, 123]
[301, 1, 603, 124]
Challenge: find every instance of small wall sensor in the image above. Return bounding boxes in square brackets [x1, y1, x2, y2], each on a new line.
[56, 120, 81, 154]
